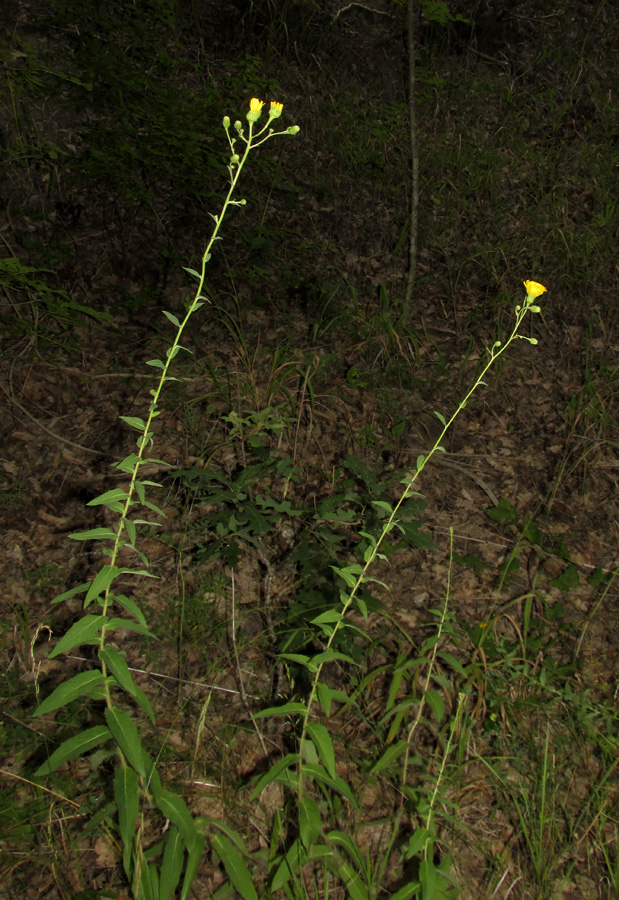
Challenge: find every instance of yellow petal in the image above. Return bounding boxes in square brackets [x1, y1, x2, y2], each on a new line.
[523, 280, 547, 299]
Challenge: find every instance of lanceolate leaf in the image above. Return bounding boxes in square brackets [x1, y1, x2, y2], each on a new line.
[271, 837, 307, 892]
[51, 582, 90, 605]
[49, 615, 107, 658]
[114, 594, 148, 627]
[180, 834, 205, 900]
[159, 826, 185, 900]
[105, 705, 146, 776]
[211, 834, 258, 900]
[369, 739, 408, 775]
[306, 722, 336, 779]
[106, 617, 156, 639]
[114, 765, 140, 879]
[299, 795, 321, 849]
[85, 565, 120, 606]
[87, 488, 130, 506]
[156, 790, 199, 853]
[100, 646, 155, 724]
[252, 701, 307, 719]
[68, 527, 119, 541]
[34, 725, 111, 776]
[34, 669, 106, 717]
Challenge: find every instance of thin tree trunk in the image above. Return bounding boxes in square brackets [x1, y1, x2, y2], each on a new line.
[400, 0, 419, 328]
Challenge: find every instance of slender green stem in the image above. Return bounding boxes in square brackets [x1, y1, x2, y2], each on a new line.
[298, 294, 542, 791]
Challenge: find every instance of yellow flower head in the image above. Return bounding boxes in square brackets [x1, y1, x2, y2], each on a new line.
[269, 101, 284, 120]
[247, 98, 264, 123]
[523, 280, 547, 299]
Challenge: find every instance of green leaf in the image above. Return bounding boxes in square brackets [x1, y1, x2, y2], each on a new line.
[114, 594, 148, 628]
[88, 489, 130, 507]
[406, 827, 430, 858]
[34, 725, 111, 776]
[120, 416, 146, 431]
[69, 527, 118, 541]
[51, 582, 90, 604]
[311, 609, 342, 625]
[211, 834, 257, 900]
[85, 565, 120, 606]
[550, 564, 580, 593]
[100, 647, 155, 724]
[163, 310, 181, 327]
[301, 763, 357, 808]
[253, 702, 307, 719]
[336, 860, 369, 900]
[369, 740, 408, 775]
[425, 689, 445, 725]
[419, 858, 437, 898]
[159, 826, 185, 900]
[134, 849, 157, 900]
[34, 670, 106, 716]
[105, 706, 146, 776]
[250, 754, 298, 797]
[156, 790, 199, 853]
[316, 682, 350, 717]
[299, 795, 321, 849]
[390, 882, 421, 900]
[306, 722, 336, 779]
[106, 617, 156, 639]
[115, 765, 140, 879]
[180, 834, 205, 900]
[49, 615, 107, 658]
[486, 498, 517, 525]
[271, 837, 307, 892]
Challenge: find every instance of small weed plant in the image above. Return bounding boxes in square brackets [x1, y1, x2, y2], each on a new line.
[31, 98, 571, 900]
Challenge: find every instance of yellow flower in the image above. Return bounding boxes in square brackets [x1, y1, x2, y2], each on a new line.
[269, 101, 284, 119]
[523, 280, 547, 299]
[247, 98, 264, 123]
